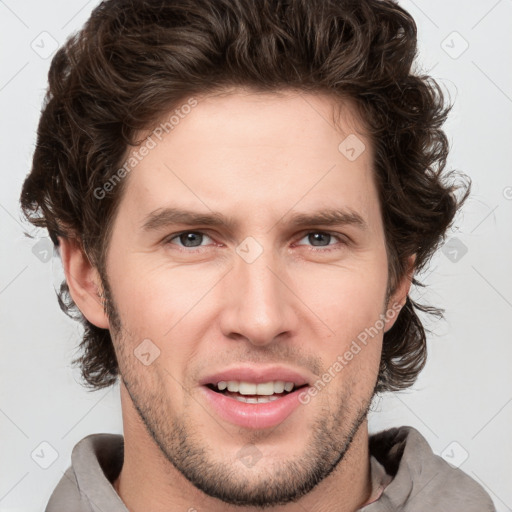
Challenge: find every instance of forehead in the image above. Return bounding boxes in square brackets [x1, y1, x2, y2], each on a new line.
[117, 89, 379, 233]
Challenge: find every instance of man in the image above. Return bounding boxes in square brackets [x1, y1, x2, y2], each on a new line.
[20, 0, 495, 510]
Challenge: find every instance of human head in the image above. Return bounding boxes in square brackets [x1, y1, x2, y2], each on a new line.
[20, 0, 468, 394]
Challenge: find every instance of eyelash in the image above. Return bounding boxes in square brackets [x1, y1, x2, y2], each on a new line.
[163, 230, 348, 253]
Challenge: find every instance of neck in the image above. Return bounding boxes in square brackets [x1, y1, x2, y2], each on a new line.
[113, 383, 372, 512]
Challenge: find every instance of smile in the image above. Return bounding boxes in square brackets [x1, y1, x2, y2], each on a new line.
[200, 382, 310, 429]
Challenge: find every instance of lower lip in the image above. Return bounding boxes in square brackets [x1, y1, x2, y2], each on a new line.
[199, 386, 308, 429]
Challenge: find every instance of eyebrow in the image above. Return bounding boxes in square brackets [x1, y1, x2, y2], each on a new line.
[141, 206, 368, 233]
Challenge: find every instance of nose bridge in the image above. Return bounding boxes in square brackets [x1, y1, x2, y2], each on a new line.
[222, 237, 294, 345]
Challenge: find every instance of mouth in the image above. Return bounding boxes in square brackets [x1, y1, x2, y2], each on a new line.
[200, 380, 311, 429]
[197, 366, 313, 429]
[204, 381, 309, 404]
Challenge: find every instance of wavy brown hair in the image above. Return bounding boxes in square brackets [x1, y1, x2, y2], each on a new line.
[20, 0, 469, 392]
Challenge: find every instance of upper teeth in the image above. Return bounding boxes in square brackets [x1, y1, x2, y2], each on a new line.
[216, 381, 296, 395]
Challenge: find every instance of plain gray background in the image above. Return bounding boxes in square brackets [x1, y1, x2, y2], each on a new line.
[1, 0, 511, 510]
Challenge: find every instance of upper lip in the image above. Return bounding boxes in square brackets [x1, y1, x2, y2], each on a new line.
[199, 365, 312, 387]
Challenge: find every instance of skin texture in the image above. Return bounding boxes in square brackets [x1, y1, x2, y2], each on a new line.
[60, 89, 413, 512]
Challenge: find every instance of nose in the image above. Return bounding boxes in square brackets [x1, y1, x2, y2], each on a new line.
[219, 243, 298, 347]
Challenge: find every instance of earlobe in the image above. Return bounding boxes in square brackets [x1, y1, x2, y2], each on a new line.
[384, 254, 416, 333]
[58, 237, 110, 329]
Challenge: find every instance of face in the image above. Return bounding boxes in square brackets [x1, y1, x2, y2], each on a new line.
[102, 89, 401, 507]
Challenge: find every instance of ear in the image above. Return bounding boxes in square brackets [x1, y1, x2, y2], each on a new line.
[383, 254, 416, 333]
[58, 237, 110, 329]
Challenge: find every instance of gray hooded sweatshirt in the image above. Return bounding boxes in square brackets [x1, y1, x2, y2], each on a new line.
[45, 426, 495, 511]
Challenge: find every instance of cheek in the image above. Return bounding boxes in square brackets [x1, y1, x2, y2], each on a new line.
[108, 257, 220, 342]
[290, 258, 388, 388]
[108, 263, 215, 394]
[293, 262, 388, 338]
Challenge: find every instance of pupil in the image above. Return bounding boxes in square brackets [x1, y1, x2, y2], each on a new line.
[181, 232, 202, 247]
[309, 233, 329, 246]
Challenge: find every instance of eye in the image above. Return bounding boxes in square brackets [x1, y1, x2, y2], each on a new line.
[163, 230, 347, 253]
[165, 231, 214, 250]
[294, 231, 346, 251]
